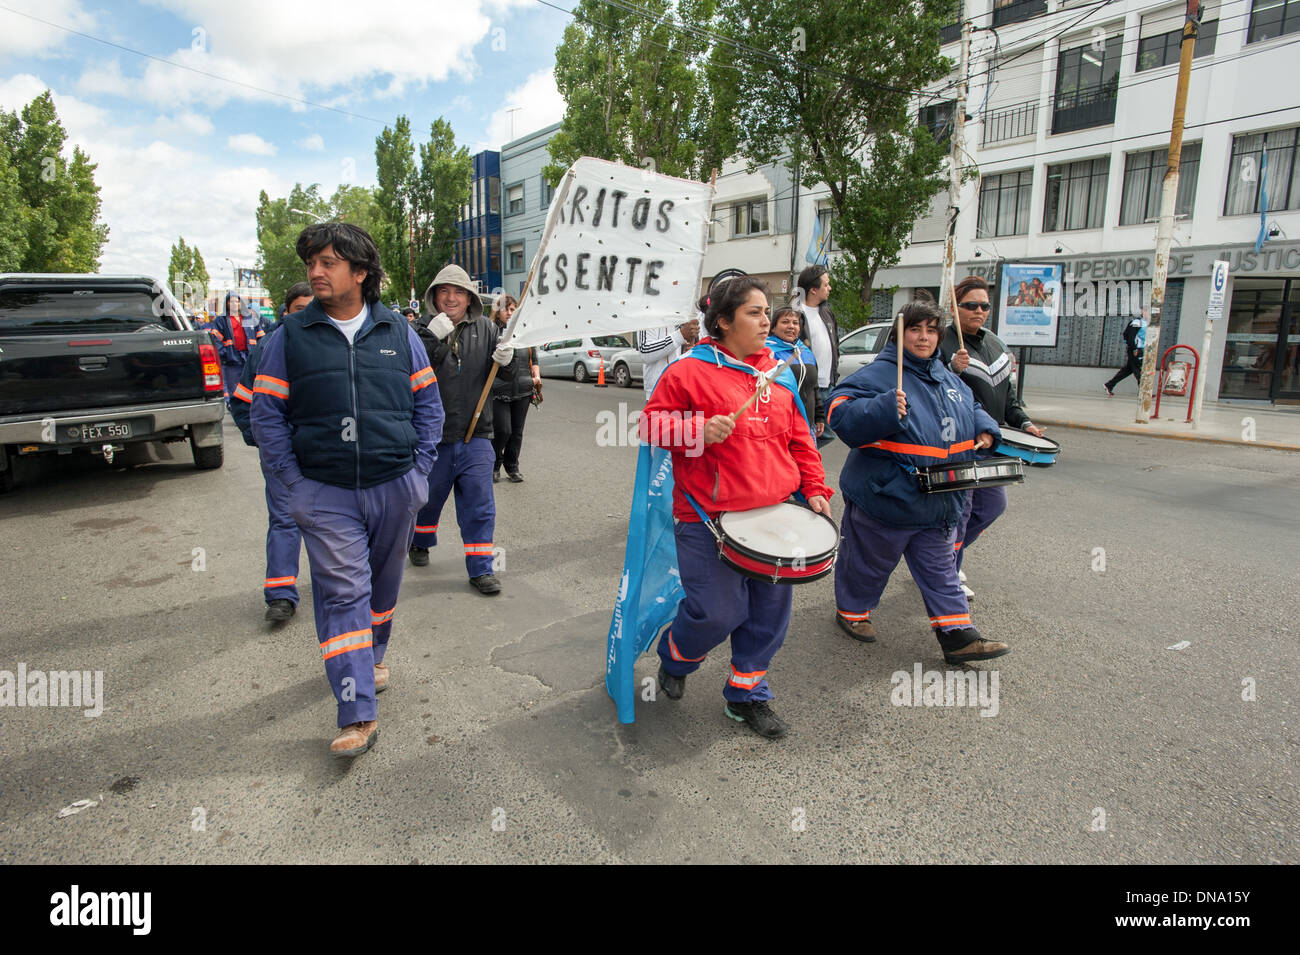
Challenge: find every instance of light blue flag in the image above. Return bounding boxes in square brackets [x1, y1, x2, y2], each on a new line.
[1255, 148, 1269, 254]
[805, 214, 829, 265]
[605, 443, 683, 724]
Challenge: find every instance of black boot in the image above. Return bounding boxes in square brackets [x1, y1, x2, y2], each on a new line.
[724, 700, 789, 739]
[657, 665, 685, 700]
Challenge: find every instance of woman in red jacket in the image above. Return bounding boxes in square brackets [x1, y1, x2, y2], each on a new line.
[639, 276, 832, 739]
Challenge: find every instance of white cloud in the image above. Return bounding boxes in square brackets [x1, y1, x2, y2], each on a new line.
[299, 133, 325, 151]
[176, 112, 214, 135]
[485, 68, 565, 148]
[226, 133, 276, 156]
[0, 74, 110, 142]
[0, 0, 96, 56]
[100, 0, 536, 109]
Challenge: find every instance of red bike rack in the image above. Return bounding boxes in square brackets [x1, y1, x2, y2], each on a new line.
[1152, 344, 1200, 422]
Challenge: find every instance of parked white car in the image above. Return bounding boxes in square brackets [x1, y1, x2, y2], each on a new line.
[536, 335, 633, 382]
[837, 322, 892, 379]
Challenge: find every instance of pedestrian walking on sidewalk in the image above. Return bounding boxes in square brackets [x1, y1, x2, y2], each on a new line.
[1105, 309, 1148, 395]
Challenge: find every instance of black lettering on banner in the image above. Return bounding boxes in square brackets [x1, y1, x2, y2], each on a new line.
[610, 190, 628, 227]
[655, 199, 674, 232]
[555, 253, 569, 292]
[575, 252, 591, 290]
[537, 255, 550, 295]
[631, 197, 651, 230]
[569, 186, 588, 223]
[625, 257, 642, 293]
[592, 188, 607, 227]
[597, 255, 619, 292]
[644, 260, 663, 295]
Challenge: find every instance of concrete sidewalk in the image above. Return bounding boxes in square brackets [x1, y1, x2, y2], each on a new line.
[1019, 386, 1300, 451]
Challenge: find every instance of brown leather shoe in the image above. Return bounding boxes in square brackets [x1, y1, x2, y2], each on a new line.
[329, 720, 379, 758]
[373, 663, 389, 694]
[943, 638, 1010, 664]
[837, 613, 877, 643]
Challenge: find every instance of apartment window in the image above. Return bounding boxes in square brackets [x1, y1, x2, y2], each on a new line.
[489, 235, 501, 274]
[940, 5, 962, 44]
[1248, 0, 1300, 43]
[816, 206, 839, 252]
[1053, 35, 1121, 134]
[1137, 19, 1217, 71]
[1119, 143, 1201, 225]
[540, 175, 554, 208]
[506, 183, 524, 216]
[733, 199, 769, 236]
[507, 242, 524, 271]
[919, 100, 955, 146]
[488, 176, 500, 215]
[1044, 157, 1110, 231]
[1224, 126, 1300, 215]
[977, 169, 1033, 237]
[992, 0, 1047, 28]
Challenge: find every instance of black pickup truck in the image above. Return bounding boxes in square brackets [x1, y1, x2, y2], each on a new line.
[0, 273, 228, 491]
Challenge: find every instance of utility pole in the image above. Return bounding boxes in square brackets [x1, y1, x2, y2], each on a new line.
[1137, 0, 1200, 423]
[408, 195, 417, 306]
[939, 18, 971, 319]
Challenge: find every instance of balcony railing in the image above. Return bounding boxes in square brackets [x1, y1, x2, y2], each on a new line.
[992, 0, 1047, 28]
[982, 99, 1039, 145]
[1051, 87, 1118, 135]
[940, 21, 961, 44]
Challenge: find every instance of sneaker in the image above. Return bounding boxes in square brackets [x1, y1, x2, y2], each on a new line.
[957, 570, 967, 583]
[657, 665, 685, 700]
[506, 470, 524, 483]
[961, 583, 975, 599]
[724, 700, 789, 739]
[264, 599, 295, 623]
[943, 636, 1011, 665]
[329, 720, 378, 758]
[836, 613, 877, 643]
[373, 663, 389, 694]
[408, 546, 429, 567]
[1103, 384, 1114, 397]
[469, 573, 501, 595]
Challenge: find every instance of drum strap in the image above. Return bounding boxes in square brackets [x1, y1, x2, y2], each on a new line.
[679, 490, 723, 545]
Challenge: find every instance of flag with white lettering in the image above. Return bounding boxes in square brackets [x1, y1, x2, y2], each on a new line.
[507, 157, 713, 347]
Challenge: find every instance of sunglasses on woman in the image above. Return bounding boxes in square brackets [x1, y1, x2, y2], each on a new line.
[958, 301, 991, 312]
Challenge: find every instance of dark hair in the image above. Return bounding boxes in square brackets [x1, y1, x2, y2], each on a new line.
[696, 275, 768, 338]
[295, 222, 385, 303]
[912, 287, 936, 304]
[772, 305, 799, 325]
[490, 294, 518, 325]
[283, 281, 312, 309]
[797, 265, 828, 297]
[886, 300, 945, 344]
[954, 275, 989, 305]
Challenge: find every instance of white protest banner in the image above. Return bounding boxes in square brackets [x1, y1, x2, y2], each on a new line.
[506, 157, 713, 347]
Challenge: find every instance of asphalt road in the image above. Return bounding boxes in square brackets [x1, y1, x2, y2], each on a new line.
[1, 381, 1296, 864]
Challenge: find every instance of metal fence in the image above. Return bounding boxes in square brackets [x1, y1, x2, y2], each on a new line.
[982, 99, 1039, 146]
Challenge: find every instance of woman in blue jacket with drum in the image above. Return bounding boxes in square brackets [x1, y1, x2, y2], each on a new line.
[826, 299, 1011, 665]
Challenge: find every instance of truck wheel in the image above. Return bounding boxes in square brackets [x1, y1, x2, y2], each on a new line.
[190, 433, 224, 470]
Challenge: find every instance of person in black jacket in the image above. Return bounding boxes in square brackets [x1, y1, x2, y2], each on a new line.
[410, 264, 514, 594]
[488, 295, 539, 483]
[1104, 310, 1148, 395]
[939, 275, 1047, 596]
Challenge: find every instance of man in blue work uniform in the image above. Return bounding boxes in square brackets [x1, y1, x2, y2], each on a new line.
[410, 264, 514, 595]
[251, 223, 443, 758]
[231, 281, 313, 624]
[212, 292, 268, 403]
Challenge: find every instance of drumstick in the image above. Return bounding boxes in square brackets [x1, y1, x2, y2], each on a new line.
[728, 353, 799, 421]
[951, 297, 964, 350]
[896, 312, 904, 418]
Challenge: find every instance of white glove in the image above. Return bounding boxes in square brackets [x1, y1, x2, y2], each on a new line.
[492, 340, 515, 366]
[426, 312, 455, 340]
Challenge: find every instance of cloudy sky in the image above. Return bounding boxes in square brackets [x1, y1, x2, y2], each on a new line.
[0, 0, 569, 283]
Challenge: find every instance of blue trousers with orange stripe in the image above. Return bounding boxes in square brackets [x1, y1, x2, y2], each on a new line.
[411, 438, 496, 577]
[834, 499, 977, 652]
[261, 460, 302, 606]
[291, 469, 428, 727]
[657, 521, 793, 703]
[953, 485, 1007, 574]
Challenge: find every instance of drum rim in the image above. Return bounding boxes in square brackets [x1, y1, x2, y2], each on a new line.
[716, 505, 840, 564]
[997, 427, 1061, 452]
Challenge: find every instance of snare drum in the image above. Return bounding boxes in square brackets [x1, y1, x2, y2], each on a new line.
[916, 456, 1025, 494]
[712, 502, 839, 584]
[996, 426, 1060, 466]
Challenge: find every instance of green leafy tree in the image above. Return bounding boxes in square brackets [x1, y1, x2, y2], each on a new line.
[544, 0, 741, 184]
[374, 116, 470, 302]
[167, 236, 210, 307]
[720, 0, 955, 307]
[0, 147, 27, 271]
[0, 90, 109, 272]
[255, 184, 381, 309]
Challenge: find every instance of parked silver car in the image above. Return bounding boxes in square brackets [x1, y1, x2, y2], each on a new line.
[607, 348, 644, 388]
[537, 335, 633, 382]
[837, 322, 892, 379]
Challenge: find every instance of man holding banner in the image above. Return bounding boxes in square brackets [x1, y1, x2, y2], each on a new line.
[410, 264, 514, 595]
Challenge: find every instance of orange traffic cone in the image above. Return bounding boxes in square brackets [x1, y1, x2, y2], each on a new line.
[595, 355, 608, 387]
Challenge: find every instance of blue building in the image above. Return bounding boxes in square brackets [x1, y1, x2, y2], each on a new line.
[454, 150, 502, 295]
